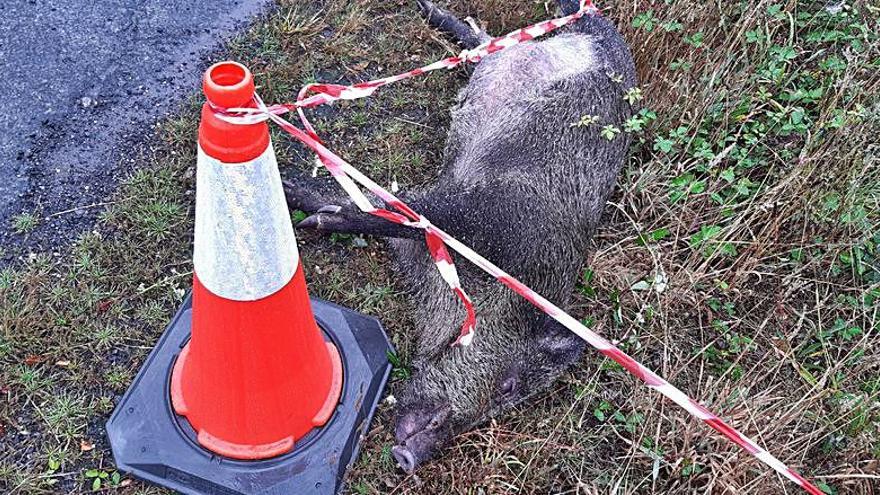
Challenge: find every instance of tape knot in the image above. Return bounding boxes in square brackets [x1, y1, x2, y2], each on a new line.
[403, 215, 431, 230]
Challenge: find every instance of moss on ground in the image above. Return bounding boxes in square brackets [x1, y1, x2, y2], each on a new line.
[1, 0, 879, 494]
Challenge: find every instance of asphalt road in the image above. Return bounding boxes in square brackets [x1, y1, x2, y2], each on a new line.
[0, 0, 272, 262]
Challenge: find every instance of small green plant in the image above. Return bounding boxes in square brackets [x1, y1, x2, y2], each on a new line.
[43, 458, 61, 487]
[606, 71, 624, 84]
[683, 31, 705, 48]
[701, 315, 755, 380]
[352, 482, 371, 495]
[661, 21, 683, 33]
[681, 459, 704, 477]
[817, 481, 838, 494]
[354, 283, 394, 313]
[43, 393, 89, 439]
[387, 351, 410, 380]
[601, 125, 621, 140]
[379, 445, 396, 469]
[291, 209, 308, 223]
[623, 116, 645, 133]
[636, 227, 669, 246]
[668, 173, 705, 203]
[571, 114, 601, 127]
[84, 468, 121, 491]
[593, 400, 612, 421]
[632, 10, 657, 32]
[106, 367, 132, 391]
[11, 212, 39, 234]
[623, 87, 643, 105]
[578, 268, 597, 298]
[689, 224, 737, 258]
[14, 365, 49, 393]
[93, 325, 118, 349]
[653, 136, 674, 153]
[613, 410, 644, 433]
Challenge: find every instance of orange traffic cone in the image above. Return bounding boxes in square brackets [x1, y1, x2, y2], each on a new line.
[168, 61, 343, 460]
[108, 61, 392, 495]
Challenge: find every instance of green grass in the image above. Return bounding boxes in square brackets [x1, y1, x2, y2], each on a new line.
[1, 0, 879, 494]
[10, 212, 39, 235]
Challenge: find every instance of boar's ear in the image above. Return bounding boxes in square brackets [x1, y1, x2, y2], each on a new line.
[535, 317, 586, 366]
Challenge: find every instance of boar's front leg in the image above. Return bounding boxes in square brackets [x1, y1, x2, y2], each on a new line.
[283, 179, 422, 239]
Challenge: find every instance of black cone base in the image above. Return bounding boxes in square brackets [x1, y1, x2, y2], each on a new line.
[106, 294, 394, 494]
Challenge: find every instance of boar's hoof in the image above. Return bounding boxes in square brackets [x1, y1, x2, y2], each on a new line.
[296, 211, 341, 230]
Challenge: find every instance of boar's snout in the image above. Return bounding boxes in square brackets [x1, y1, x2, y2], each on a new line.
[393, 401, 452, 472]
[391, 445, 418, 473]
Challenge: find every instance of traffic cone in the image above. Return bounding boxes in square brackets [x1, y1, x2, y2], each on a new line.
[169, 61, 343, 460]
[107, 61, 394, 495]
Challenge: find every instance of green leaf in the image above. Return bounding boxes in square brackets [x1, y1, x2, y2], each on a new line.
[689, 180, 706, 194]
[639, 108, 657, 121]
[632, 10, 656, 31]
[623, 87, 644, 105]
[386, 351, 401, 367]
[684, 32, 705, 47]
[623, 116, 645, 133]
[818, 481, 837, 494]
[745, 30, 761, 44]
[601, 125, 621, 141]
[662, 21, 683, 32]
[650, 228, 669, 242]
[766, 4, 785, 19]
[572, 114, 601, 127]
[821, 192, 840, 214]
[85, 470, 100, 478]
[720, 168, 736, 183]
[671, 173, 694, 187]
[291, 209, 307, 223]
[654, 137, 674, 153]
[91, 478, 101, 491]
[690, 225, 723, 247]
[669, 59, 694, 71]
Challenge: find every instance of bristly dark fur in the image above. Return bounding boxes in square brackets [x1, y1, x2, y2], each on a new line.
[284, 0, 636, 471]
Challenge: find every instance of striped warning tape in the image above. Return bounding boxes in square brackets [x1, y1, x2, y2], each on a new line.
[208, 1, 824, 492]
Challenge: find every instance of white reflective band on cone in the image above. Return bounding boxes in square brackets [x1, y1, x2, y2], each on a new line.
[193, 143, 298, 301]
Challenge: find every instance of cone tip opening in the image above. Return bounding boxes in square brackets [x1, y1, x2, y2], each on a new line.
[203, 61, 254, 109]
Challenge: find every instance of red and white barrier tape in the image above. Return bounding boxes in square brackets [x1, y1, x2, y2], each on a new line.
[209, 1, 823, 492]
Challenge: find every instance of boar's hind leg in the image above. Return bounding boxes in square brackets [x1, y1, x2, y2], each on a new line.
[416, 0, 490, 49]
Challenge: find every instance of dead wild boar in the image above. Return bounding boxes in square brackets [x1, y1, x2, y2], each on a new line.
[283, 0, 636, 472]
